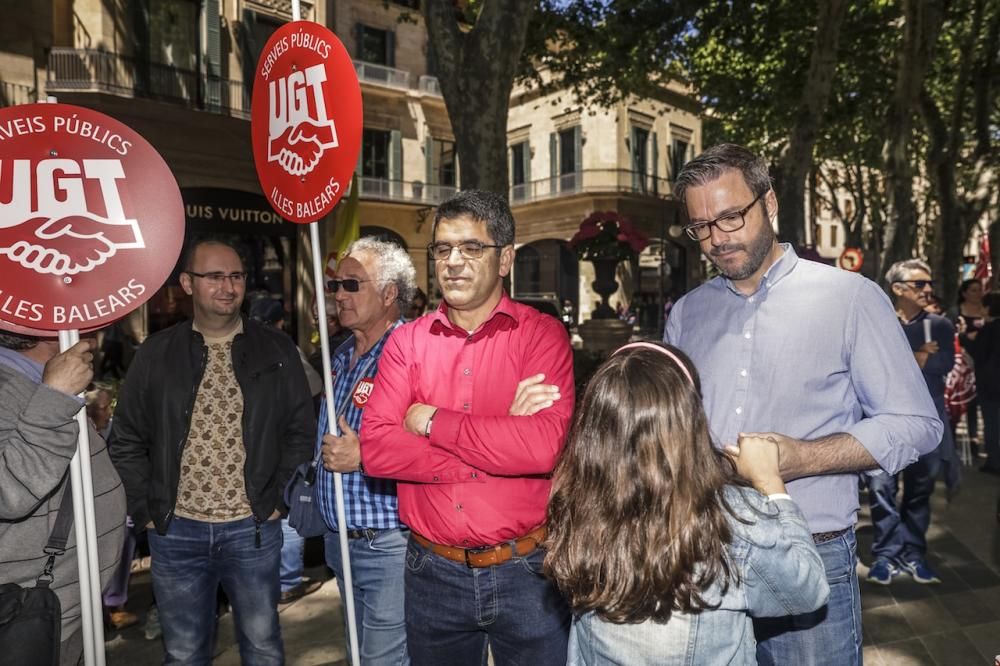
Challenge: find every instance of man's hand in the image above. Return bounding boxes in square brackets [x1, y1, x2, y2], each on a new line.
[725, 433, 786, 496]
[737, 431, 804, 482]
[508, 374, 560, 416]
[404, 403, 437, 437]
[42, 339, 96, 395]
[321, 416, 362, 472]
[918, 341, 939, 355]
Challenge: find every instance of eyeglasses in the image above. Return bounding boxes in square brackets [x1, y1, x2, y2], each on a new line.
[327, 278, 372, 293]
[894, 279, 934, 290]
[428, 240, 503, 261]
[683, 190, 766, 242]
[186, 271, 247, 285]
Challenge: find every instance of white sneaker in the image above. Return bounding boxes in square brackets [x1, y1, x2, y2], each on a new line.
[143, 606, 161, 640]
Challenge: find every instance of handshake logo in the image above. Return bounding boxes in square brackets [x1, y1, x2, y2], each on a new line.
[267, 63, 339, 177]
[0, 158, 145, 276]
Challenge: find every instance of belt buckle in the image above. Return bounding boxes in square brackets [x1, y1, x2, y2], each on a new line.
[464, 544, 491, 568]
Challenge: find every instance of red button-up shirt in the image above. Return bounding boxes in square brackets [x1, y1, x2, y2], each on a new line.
[361, 292, 574, 547]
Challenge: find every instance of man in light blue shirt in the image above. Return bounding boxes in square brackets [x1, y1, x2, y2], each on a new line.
[664, 144, 941, 666]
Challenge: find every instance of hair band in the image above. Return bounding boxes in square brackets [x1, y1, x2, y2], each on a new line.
[613, 341, 695, 386]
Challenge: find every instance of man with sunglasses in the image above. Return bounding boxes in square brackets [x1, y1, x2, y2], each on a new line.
[315, 237, 417, 665]
[110, 238, 315, 664]
[864, 260, 954, 586]
[664, 144, 941, 665]
[361, 190, 574, 665]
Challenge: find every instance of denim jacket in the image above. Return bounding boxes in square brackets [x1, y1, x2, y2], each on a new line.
[568, 486, 830, 665]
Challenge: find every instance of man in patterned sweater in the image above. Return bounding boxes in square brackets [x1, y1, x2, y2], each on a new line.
[110, 239, 315, 664]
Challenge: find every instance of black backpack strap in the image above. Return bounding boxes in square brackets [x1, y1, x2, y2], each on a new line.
[37, 475, 75, 586]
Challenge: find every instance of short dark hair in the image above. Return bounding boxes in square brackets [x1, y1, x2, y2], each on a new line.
[180, 237, 246, 273]
[674, 143, 772, 209]
[432, 190, 515, 246]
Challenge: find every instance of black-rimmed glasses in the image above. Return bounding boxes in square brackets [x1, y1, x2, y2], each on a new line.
[428, 240, 503, 261]
[327, 278, 372, 293]
[684, 190, 766, 242]
[185, 271, 247, 285]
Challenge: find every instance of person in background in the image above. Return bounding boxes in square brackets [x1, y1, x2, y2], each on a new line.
[85, 382, 139, 631]
[0, 333, 126, 665]
[953, 278, 989, 457]
[967, 293, 1000, 475]
[546, 342, 829, 665]
[309, 292, 352, 378]
[404, 287, 428, 321]
[865, 260, 953, 585]
[248, 297, 325, 605]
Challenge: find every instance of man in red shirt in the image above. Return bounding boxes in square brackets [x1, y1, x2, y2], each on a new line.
[362, 189, 574, 665]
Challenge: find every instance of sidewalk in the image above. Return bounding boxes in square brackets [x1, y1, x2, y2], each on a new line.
[105, 467, 1000, 665]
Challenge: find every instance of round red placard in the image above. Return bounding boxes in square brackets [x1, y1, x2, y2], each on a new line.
[0, 103, 184, 332]
[251, 21, 362, 224]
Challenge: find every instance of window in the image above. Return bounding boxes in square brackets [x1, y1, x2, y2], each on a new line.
[362, 129, 392, 179]
[844, 199, 854, 219]
[357, 25, 394, 66]
[632, 126, 650, 193]
[559, 128, 577, 175]
[510, 141, 530, 200]
[433, 139, 456, 187]
[146, 0, 199, 69]
[550, 127, 581, 193]
[670, 137, 689, 180]
[241, 10, 281, 94]
[830, 225, 839, 247]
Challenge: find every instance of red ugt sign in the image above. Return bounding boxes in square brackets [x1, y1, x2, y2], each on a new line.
[251, 21, 362, 224]
[0, 103, 184, 332]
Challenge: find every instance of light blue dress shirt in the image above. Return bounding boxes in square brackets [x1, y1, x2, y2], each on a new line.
[665, 245, 942, 532]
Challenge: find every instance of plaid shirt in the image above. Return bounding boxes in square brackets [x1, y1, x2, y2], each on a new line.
[315, 322, 402, 531]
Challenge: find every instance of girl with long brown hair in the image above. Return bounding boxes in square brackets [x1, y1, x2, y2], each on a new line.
[545, 342, 829, 665]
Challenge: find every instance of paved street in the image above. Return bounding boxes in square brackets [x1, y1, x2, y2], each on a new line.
[105, 464, 1000, 665]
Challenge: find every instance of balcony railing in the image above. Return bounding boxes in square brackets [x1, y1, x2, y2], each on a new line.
[510, 169, 674, 204]
[46, 48, 250, 119]
[0, 81, 38, 107]
[358, 176, 456, 204]
[418, 75, 442, 96]
[353, 61, 410, 90]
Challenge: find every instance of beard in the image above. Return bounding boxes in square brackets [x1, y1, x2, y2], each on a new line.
[708, 220, 776, 281]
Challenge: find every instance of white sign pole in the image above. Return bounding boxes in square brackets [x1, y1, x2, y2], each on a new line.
[309, 217, 362, 666]
[58, 329, 106, 666]
[290, 3, 360, 664]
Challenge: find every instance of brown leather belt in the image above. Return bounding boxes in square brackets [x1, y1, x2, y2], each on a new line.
[411, 526, 546, 568]
[812, 527, 849, 544]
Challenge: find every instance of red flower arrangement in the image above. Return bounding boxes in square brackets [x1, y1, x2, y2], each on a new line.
[569, 211, 650, 261]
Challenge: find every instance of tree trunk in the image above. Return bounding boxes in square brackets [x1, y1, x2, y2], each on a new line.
[423, 0, 537, 196]
[773, 0, 849, 248]
[879, 0, 948, 280]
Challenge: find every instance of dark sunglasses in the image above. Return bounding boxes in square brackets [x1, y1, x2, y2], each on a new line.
[894, 279, 934, 290]
[326, 278, 372, 293]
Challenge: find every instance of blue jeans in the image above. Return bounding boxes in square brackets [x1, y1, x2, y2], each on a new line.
[754, 530, 862, 666]
[280, 518, 304, 593]
[149, 515, 283, 666]
[404, 535, 570, 666]
[324, 528, 410, 666]
[869, 448, 941, 562]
